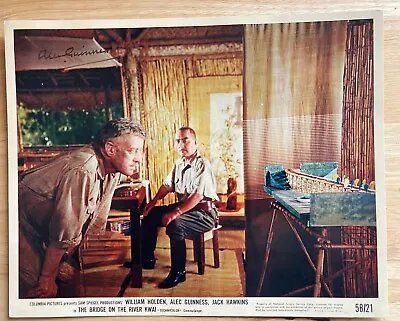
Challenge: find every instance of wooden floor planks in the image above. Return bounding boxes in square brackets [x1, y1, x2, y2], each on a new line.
[81, 229, 245, 298]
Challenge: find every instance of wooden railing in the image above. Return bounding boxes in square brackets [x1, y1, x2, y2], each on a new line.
[285, 168, 375, 194]
[283, 167, 377, 298]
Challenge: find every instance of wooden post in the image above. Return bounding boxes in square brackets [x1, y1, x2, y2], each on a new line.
[313, 228, 327, 297]
[256, 207, 277, 296]
[120, 45, 141, 122]
[16, 105, 23, 153]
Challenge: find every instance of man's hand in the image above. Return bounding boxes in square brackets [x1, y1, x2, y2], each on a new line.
[27, 275, 58, 298]
[143, 185, 170, 217]
[143, 199, 157, 217]
[31, 244, 66, 298]
[161, 212, 178, 226]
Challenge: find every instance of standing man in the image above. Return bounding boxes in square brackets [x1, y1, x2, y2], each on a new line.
[18, 118, 146, 298]
[142, 127, 219, 288]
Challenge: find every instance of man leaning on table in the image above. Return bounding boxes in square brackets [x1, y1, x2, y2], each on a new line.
[18, 118, 146, 298]
[142, 126, 219, 288]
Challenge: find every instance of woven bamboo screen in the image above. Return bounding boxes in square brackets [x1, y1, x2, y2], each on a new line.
[191, 58, 243, 77]
[139, 59, 188, 204]
[340, 20, 377, 299]
[139, 57, 243, 203]
[340, 20, 375, 183]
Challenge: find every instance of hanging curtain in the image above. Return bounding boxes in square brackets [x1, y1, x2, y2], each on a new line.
[243, 21, 347, 199]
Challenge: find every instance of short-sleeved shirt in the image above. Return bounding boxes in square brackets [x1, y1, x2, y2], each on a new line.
[163, 151, 219, 202]
[19, 145, 120, 250]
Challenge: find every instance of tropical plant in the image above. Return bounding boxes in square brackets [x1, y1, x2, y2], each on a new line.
[18, 103, 123, 146]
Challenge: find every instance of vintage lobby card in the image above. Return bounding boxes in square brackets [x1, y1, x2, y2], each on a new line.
[5, 11, 387, 318]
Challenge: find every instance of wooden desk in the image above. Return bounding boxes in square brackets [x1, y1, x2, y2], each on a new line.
[110, 181, 149, 295]
[256, 196, 378, 298]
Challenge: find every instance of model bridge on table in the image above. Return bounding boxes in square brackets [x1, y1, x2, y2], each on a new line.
[258, 162, 377, 298]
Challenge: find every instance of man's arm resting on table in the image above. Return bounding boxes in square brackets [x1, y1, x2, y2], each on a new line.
[161, 192, 203, 226]
[143, 184, 170, 216]
[27, 245, 67, 298]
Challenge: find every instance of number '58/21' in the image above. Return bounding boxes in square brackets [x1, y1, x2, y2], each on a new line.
[355, 303, 373, 313]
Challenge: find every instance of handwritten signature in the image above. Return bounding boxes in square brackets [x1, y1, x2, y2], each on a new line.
[38, 46, 109, 60]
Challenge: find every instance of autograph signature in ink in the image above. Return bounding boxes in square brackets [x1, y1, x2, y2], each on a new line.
[38, 46, 109, 60]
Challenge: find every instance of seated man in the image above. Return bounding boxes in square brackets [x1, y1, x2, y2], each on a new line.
[18, 118, 146, 298]
[142, 126, 219, 288]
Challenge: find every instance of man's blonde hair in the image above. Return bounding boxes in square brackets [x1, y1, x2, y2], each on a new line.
[94, 118, 147, 149]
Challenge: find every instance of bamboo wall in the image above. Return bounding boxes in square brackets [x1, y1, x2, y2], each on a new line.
[341, 20, 375, 183]
[138, 55, 243, 202]
[339, 20, 377, 298]
[341, 226, 377, 297]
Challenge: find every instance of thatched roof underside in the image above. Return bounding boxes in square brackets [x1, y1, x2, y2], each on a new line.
[15, 25, 243, 110]
[16, 68, 122, 110]
[18, 89, 122, 111]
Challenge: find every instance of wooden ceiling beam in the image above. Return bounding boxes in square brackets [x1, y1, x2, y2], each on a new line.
[16, 76, 25, 86]
[26, 90, 46, 107]
[104, 29, 125, 45]
[126, 28, 132, 43]
[138, 51, 243, 62]
[138, 36, 243, 47]
[18, 88, 120, 93]
[132, 28, 149, 44]
[78, 72, 90, 87]
[48, 73, 58, 86]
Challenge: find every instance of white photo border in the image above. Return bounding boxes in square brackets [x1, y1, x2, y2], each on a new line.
[5, 10, 387, 318]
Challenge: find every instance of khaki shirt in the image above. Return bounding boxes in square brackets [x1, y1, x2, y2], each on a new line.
[163, 151, 219, 202]
[19, 145, 120, 250]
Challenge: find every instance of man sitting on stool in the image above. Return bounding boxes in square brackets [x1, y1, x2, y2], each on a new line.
[142, 126, 219, 288]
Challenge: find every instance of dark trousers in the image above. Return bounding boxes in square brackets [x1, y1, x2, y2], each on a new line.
[142, 204, 217, 272]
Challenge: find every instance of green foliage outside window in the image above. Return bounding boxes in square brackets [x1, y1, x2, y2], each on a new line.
[18, 104, 123, 146]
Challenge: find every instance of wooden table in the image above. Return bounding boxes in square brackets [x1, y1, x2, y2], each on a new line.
[110, 182, 149, 295]
[257, 189, 378, 298]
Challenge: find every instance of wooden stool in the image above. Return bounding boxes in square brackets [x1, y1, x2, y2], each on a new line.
[186, 224, 222, 275]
